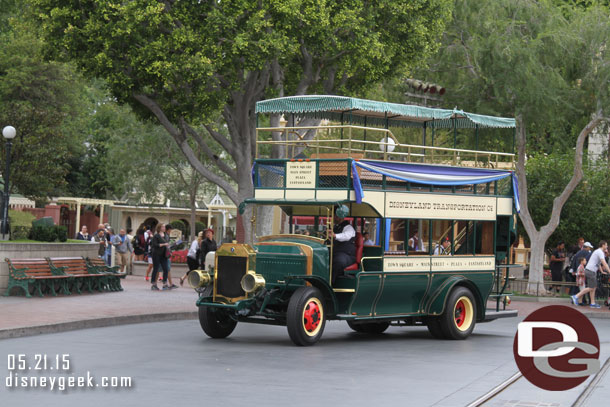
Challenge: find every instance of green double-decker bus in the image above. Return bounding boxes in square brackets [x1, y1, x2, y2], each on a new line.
[191, 96, 518, 346]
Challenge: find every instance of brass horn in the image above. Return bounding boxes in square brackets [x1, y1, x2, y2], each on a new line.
[188, 270, 212, 289]
[240, 271, 266, 293]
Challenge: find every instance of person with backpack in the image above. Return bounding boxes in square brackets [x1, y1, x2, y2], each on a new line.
[133, 225, 147, 261]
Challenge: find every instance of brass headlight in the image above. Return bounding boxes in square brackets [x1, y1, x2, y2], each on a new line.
[188, 270, 212, 289]
[240, 271, 266, 293]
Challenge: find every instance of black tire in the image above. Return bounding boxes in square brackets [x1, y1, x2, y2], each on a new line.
[426, 317, 446, 339]
[439, 286, 477, 340]
[198, 286, 237, 339]
[347, 321, 390, 334]
[287, 286, 326, 346]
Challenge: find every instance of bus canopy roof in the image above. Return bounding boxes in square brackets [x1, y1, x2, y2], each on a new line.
[256, 95, 516, 129]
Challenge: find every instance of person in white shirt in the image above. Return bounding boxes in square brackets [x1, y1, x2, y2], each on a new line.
[433, 238, 451, 255]
[572, 240, 610, 308]
[180, 231, 204, 286]
[327, 205, 356, 283]
[362, 232, 374, 246]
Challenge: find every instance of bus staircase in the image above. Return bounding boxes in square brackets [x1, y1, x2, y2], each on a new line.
[437, 222, 517, 318]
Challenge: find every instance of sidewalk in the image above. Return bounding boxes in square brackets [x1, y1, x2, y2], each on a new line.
[1, 278, 609, 339]
[0, 275, 198, 339]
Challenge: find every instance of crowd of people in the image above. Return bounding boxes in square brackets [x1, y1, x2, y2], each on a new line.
[547, 237, 610, 309]
[74, 222, 219, 292]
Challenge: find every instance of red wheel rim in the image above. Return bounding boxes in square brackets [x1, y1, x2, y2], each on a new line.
[303, 300, 321, 333]
[454, 299, 466, 327]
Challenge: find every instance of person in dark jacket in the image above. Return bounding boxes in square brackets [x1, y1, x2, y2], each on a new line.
[328, 205, 355, 284]
[198, 229, 218, 269]
[150, 223, 171, 291]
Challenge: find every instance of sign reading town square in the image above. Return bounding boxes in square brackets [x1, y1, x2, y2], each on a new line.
[385, 192, 497, 221]
[285, 161, 316, 189]
[384, 257, 431, 272]
[384, 256, 495, 272]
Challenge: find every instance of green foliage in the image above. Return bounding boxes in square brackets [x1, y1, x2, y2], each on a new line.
[195, 221, 206, 235]
[55, 225, 67, 242]
[0, 15, 91, 200]
[29, 225, 57, 242]
[523, 154, 610, 249]
[31, 0, 454, 213]
[32, 217, 54, 227]
[33, 0, 453, 121]
[417, 0, 610, 154]
[29, 224, 68, 242]
[8, 209, 35, 240]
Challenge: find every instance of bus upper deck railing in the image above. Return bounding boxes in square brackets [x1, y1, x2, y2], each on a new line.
[256, 125, 515, 169]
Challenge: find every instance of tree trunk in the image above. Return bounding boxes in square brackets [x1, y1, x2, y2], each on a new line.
[516, 110, 605, 295]
[527, 236, 547, 295]
[189, 192, 197, 243]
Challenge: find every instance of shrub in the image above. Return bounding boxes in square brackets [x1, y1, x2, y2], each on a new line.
[55, 225, 68, 242]
[8, 210, 36, 240]
[195, 221, 206, 235]
[30, 225, 57, 242]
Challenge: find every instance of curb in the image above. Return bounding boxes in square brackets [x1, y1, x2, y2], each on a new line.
[0, 311, 198, 340]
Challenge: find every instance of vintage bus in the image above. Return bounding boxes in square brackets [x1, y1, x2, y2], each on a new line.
[190, 95, 518, 346]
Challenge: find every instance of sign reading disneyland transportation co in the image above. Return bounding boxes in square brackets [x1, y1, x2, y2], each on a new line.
[385, 193, 497, 221]
[286, 161, 316, 189]
[383, 256, 495, 272]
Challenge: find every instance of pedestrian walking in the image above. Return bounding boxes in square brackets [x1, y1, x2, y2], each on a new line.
[571, 240, 610, 308]
[575, 257, 587, 303]
[180, 231, 203, 286]
[568, 241, 593, 297]
[112, 228, 134, 274]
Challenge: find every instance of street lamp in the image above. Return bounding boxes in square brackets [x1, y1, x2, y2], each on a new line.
[2, 126, 16, 240]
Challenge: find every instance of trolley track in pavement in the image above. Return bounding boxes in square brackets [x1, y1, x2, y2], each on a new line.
[466, 356, 610, 407]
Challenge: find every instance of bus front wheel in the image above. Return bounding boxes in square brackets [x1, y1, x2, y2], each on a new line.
[287, 286, 326, 346]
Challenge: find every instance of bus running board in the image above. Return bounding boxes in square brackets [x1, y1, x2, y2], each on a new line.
[482, 309, 518, 322]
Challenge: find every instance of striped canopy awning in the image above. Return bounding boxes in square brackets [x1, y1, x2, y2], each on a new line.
[256, 95, 516, 129]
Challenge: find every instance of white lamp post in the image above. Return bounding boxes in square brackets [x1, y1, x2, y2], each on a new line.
[2, 126, 16, 240]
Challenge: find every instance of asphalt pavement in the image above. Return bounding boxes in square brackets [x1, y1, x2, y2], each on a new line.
[1, 276, 610, 406]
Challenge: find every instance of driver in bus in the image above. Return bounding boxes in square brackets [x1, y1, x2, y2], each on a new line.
[327, 205, 356, 283]
[434, 237, 451, 256]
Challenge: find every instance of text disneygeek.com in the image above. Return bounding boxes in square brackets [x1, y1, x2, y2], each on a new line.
[5, 354, 132, 391]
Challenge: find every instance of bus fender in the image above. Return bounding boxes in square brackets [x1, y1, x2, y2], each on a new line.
[287, 275, 338, 316]
[424, 276, 484, 321]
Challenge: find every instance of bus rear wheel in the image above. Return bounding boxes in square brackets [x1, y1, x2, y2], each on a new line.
[347, 321, 390, 334]
[440, 287, 476, 340]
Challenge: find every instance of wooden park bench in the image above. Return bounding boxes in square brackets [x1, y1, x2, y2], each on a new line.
[84, 257, 126, 291]
[4, 258, 71, 297]
[46, 257, 115, 293]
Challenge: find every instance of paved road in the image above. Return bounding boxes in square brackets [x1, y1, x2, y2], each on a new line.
[1, 316, 609, 407]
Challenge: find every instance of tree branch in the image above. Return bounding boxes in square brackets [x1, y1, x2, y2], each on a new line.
[182, 120, 239, 182]
[133, 92, 239, 204]
[539, 109, 605, 237]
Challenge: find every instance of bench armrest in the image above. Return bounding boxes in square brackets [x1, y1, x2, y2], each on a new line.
[49, 265, 68, 276]
[8, 266, 31, 280]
